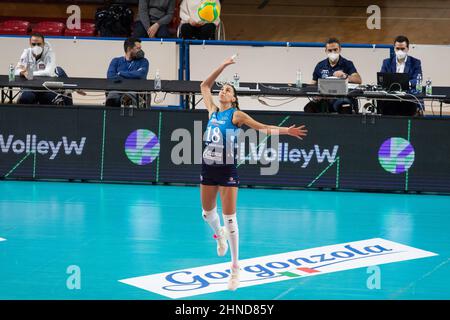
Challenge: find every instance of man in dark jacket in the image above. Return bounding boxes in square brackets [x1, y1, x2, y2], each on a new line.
[379, 35, 424, 115]
[381, 35, 422, 89]
[106, 37, 149, 107]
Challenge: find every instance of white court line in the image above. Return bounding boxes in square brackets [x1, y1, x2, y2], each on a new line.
[0, 238, 6, 242]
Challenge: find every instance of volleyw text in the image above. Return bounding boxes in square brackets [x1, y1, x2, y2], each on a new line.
[119, 238, 437, 298]
[0, 134, 86, 160]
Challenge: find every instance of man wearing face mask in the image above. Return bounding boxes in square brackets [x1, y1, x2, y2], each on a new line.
[106, 37, 149, 107]
[305, 38, 362, 114]
[379, 35, 423, 115]
[381, 35, 422, 88]
[15, 33, 58, 104]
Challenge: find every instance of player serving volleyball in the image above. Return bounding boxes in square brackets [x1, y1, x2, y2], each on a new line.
[199, 55, 308, 291]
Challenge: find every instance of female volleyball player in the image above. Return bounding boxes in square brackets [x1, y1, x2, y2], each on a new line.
[200, 56, 308, 291]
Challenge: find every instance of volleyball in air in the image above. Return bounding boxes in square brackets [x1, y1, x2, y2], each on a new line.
[198, 1, 221, 23]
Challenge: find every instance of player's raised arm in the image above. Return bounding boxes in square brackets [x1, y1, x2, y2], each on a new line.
[200, 56, 236, 117]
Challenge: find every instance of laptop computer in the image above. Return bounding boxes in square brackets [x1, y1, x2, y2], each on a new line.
[377, 72, 410, 92]
[318, 77, 348, 95]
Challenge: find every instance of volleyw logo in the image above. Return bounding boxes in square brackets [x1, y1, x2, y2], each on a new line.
[124, 129, 160, 165]
[119, 238, 437, 299]
[378, 137, 415, 174]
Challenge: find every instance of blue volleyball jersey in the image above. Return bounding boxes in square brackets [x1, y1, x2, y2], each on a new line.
[203, 107, 239, 166]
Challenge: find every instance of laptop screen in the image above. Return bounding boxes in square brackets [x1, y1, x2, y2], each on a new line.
[377, 72, 410, 91]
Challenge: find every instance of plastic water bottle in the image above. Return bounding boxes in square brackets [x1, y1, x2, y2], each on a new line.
[296, 69, 302, 88]
[233, 73, 240, 88]
[154, 69, 161, 90]
[8, 64, 15, 82]
[26, 61, 34, 80]
[415, 74, 422, 93]
[425, 78, 432, 96]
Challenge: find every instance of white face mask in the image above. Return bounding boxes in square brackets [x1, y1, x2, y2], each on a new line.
[395, 50, 407, 60]
[32, 45, 43, 56]
[327, 52, 339, 63]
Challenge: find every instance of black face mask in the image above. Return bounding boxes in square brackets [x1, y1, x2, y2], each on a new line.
[134, 50, 145, 60]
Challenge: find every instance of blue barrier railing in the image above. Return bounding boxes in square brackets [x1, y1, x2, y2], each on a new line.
[187, 39, 393, 49]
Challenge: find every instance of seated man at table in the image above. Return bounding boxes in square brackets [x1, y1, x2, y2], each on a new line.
[304, 38, 362, 114]
[106, 37, 149, 107]
[378, 35, 423, 116]
[15, 33, 58, 105]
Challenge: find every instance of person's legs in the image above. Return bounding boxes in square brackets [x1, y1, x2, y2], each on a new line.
[37, 92, 58, 105]
[304, 101, 320, 113]
[132, 21, 149, 38]
[198, 23, 216, 40]
[18, 91, 37, 104]
[402, 101, 418, 116]
[200, 184, 220, 224]
[201, 184, 227, 256]
[128, 93, 138, 107]
[304, 98, 331, 113]
[219, 186, 240, 290]
[105, 91, 122, 107]
[180, 23, 196, 39]
[155, 24, 172, 38]
[332, 98, 353, 114]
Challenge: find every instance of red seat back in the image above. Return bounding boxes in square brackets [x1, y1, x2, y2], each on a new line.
[65, 23, 96, 36]
[0, 20, 31, 35]
[33, 21, 65, 36]
[2, 20, 31, 28]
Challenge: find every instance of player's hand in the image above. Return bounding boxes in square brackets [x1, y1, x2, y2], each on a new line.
[222, 56, 236, 67]
[287, 125, 308, 140]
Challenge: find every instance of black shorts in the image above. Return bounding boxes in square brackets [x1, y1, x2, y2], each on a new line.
[200, 164, 240, 187]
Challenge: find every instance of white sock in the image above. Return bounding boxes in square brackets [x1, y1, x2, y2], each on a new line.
[223, 213, 239, 267]
[202, 207, 222, 235]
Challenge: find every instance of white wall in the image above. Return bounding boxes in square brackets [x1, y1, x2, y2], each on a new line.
[409, 44, 450, 86]
[0, 36, 180, 106]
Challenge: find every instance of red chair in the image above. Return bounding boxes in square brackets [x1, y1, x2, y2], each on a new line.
[0, 20, 30, 35]
[64, 22, 96, 37]
[168, 0, 181, 37]
[32, 21, 65, 36]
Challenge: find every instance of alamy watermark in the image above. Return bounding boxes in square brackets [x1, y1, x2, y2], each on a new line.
[367, 5, 381, 30]
[170, 121, 339, 176]
[66, 5, 81, 30]
[66, 265, 81, 290]
[366, 265, 381, 290]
